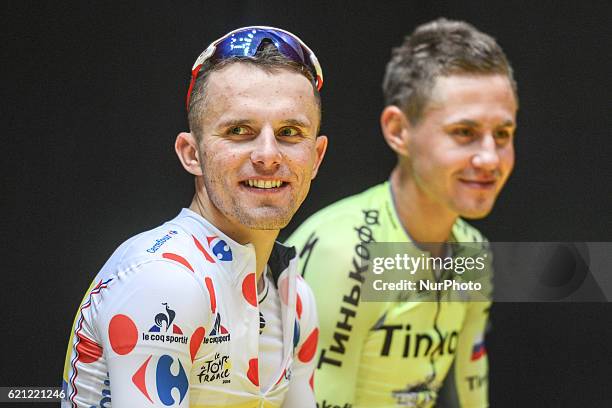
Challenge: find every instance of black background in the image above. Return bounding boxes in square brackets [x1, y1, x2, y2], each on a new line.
[3, 0, 612, 406]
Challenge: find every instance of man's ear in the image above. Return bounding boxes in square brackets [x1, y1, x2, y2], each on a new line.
[380, 106, 411, 157]
[175, 132, 203, 176]
[310, 135, 328, 179]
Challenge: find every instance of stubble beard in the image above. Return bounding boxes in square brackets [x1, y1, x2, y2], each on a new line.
[200, 165, 296, 231]
[207, 182, 294, 230]
[454, 192, 498, 219]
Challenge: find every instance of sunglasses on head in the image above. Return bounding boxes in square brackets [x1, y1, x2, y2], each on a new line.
[186, 26, 323, 111]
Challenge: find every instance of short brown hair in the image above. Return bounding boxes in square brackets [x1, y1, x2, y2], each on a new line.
[188, 43, 321, 137]
[383, 18, 517, 124]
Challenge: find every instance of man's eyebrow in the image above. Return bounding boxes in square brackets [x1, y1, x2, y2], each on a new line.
[281, 118, 311, 128]
[216, 118, 312, 128]
[497, 120, 516, 128]
[449, 119, 480, 127]
[448, 119, 516, 128]
[217, 119, 256, 128]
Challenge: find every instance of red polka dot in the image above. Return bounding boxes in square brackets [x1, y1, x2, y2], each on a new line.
[298, 328, 319, 363]
[132, 355, 153, 403]
[296, 294, 303, 320]
[247, 358, 259, 387]
[108, 314, 138, 355]
[190, 327, 206, 362]
[75, 333, 102, 364]
[193, 235, 215, 263]
[241, 273, 257, 307]
[205, 277, 217, 313]
[278, 277, 289, 305]
[162, 252, 194, 272]
[309, 372, 314, 390]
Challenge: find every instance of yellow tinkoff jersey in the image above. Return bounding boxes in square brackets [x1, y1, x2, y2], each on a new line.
[286, 182, 491, 408]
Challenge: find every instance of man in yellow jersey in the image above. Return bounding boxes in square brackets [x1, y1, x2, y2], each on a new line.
[287, 18, 517, 407]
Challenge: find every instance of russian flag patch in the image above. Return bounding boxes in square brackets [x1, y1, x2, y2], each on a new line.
[471, 334, 486, 361]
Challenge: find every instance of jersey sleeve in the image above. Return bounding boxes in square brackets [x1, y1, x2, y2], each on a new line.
[438, 246, 492, 407]
[282, 280, 318, 407]
[96, 260, 211, 407]
[287, 226, 381, 408]
[437, 300, 490, 407]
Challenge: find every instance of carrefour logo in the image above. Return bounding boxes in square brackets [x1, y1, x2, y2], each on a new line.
[132, 354, 188, 406]
[207, 236, 233, 261]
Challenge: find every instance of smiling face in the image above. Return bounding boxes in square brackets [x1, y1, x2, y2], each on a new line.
[191, 63, 326, 230]
[404, 74, 517, 219]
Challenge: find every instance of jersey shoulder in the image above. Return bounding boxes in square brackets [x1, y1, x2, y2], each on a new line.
[97, 215, 218, 283]
[106, 222, 191, 266]
[289, 182, 389, 244]
[286, 184, 389, 318]
[81, 218, 212, 326]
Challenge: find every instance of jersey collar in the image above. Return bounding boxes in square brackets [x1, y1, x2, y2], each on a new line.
[176, 208, 297, 287]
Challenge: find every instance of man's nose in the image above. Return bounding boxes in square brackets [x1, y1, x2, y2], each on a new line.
[471, 134, 500, 170]
[250, 127, 282, 169]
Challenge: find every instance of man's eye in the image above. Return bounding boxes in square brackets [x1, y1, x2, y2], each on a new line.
[278, 127, 300, 137]
[451, 127, 475, 138]
[229, 126, 249, 135]
[494, 129, 512, 140]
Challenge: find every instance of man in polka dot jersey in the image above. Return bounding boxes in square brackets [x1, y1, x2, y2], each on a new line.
[62, 26, 327, 408]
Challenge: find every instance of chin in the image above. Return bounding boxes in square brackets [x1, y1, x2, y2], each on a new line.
[457, 204, 495, 220]
[460, 211, 491, 220]
[236, 208, 294, 230]
[451, 194, 499, 219]
[246, 219, 290, 230]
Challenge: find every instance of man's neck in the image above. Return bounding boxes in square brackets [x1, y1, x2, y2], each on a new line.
[390, 166, 457, 256]
[189, 194, 278, 283]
